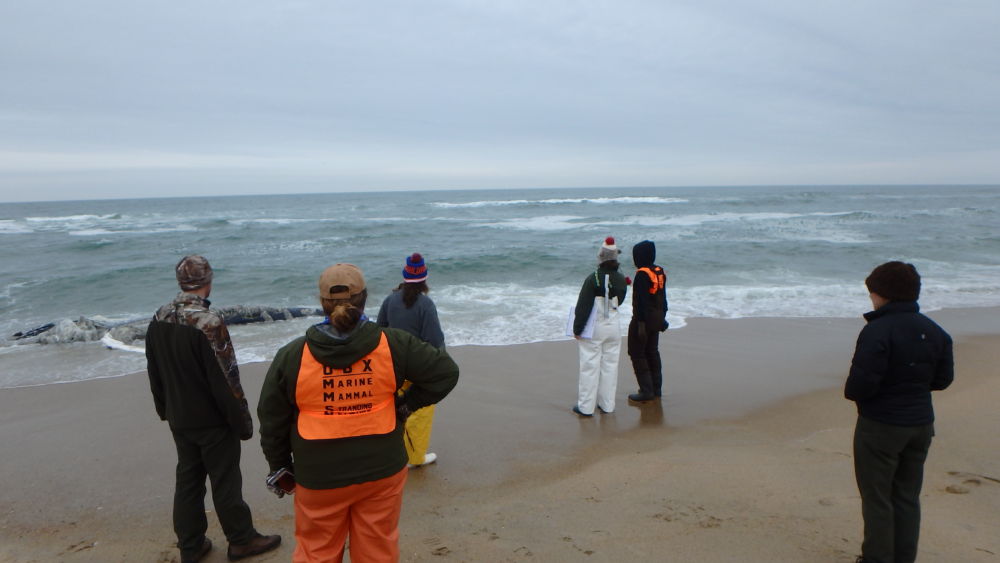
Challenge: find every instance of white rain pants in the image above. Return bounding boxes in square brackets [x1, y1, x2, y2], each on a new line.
[576, 296, 621, 414]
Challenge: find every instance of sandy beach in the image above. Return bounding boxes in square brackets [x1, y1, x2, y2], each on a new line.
[1, 309, 997, 562]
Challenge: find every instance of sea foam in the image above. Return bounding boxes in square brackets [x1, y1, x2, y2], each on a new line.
[2, 185, 998, 388]
[432, 196, 688, 208]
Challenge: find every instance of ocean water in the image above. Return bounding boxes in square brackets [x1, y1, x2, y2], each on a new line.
[1, 185, 998, 388]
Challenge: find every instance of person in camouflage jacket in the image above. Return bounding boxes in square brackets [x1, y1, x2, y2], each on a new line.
[149, 291, 253, 436]
[146, 255, 280, 563]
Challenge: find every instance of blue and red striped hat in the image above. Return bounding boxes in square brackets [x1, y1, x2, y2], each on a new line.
[402, 253, 428, 283]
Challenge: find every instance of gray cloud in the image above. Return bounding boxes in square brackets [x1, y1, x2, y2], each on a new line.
[1, 0, 999, 201]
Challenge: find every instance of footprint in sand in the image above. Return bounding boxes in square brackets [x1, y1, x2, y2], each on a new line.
[472, 528, 500, 541]
[652, 501, 725, 529]
[698, 516, 723, 529]
[63, 541, 95, 554]
[560, 536, 595, 555]
[652, 512, 675, 522]
[945, 470, 998, 494]
[423, 536, 452, 556]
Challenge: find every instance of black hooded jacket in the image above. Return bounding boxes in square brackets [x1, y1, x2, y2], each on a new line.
[631, 240, 668, 329]
[845, 301, 953, 426]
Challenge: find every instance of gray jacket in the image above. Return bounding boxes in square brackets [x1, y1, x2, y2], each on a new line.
[376, 290, 446, 349]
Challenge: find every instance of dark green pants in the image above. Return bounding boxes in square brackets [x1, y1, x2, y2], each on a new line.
[171, 426, 256, 558]
[853, 416, 933, 563]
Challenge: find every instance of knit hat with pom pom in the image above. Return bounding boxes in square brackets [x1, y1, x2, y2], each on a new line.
[402, 253, 428, 283]
[597, 237, 621, 264]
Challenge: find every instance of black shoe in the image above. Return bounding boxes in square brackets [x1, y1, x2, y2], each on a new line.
[228, 533, 281, 561]
[572, 405, 594, 417]
[181, 538, 212, 563]
[628, 393, 655, 403]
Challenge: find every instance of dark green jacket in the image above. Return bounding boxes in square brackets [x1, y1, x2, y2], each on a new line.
[146, 293, 253, 439]
[258, 320, 459, 489]
[573, 265, 628, 336]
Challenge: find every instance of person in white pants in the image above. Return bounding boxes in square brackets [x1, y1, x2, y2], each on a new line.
[571, 237, 629, 416]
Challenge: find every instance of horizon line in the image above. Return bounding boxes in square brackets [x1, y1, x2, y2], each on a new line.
[3, 182, 999, 205]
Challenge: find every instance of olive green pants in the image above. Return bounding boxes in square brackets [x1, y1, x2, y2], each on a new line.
[171, 426, 257, 558]
[853, 416, 933, 563]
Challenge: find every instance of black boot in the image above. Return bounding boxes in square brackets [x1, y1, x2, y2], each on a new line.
[628, 392, 655, 403]
[629, 359, 655, 403]
[649, 352, 663, 397]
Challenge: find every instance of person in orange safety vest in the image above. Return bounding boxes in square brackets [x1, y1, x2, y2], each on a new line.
[258, 263, 459, 563]
[626, 240, 669, 403]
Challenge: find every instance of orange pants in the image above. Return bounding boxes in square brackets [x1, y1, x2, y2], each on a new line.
[293, 468, 408, 563]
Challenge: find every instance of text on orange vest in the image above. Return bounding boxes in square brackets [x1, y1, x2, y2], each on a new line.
[294, 333, 397, 440]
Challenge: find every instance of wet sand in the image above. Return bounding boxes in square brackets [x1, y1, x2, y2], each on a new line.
[1, 309, 997, 562]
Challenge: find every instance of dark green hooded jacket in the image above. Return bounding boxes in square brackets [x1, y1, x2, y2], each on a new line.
[572, 264, 627, 336]
[258, 320, 459, 489]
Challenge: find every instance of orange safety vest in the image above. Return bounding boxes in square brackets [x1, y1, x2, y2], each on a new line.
[295, 333, 398, 440]
[636, 266, 666, 294]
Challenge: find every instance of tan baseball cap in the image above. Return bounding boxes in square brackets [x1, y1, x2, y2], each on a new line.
[318, 263, 366, 300]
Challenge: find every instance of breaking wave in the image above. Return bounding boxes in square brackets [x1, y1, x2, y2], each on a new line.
[431, 196, 688, 208]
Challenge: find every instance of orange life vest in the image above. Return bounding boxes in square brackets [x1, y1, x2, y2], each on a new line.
[636, 266, 666, 294]
[295, 333, 398, 440]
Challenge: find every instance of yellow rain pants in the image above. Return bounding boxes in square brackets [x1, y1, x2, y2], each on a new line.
[403, 405, 436, 465]
[399, 381, 436, 465]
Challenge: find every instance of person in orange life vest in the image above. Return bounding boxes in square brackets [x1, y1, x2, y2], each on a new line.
[626, 240, 668, 403]
[376, 252, 444, 467]
[257, 263, 459, 563]
[571, 237, 628, 416]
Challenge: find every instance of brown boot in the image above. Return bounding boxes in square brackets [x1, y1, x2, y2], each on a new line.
[227, 533, 281, 561]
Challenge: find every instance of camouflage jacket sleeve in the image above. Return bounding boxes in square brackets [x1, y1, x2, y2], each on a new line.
[202, 314, 254, 439]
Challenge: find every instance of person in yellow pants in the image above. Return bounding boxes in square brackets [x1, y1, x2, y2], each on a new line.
[378, 253, 447, 467]
[399, 382, 437, 466]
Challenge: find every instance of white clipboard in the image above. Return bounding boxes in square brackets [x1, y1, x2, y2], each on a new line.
[565, 305, 596, 339]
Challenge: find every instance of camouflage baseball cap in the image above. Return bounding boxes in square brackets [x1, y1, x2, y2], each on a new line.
[319, 263, 365, 300]
[175, 255, 214, 291]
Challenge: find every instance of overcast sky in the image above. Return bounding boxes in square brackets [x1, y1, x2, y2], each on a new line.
[1, 1, 999, 202]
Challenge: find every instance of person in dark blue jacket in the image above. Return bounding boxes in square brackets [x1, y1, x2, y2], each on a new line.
[845, 261, 953, 563]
